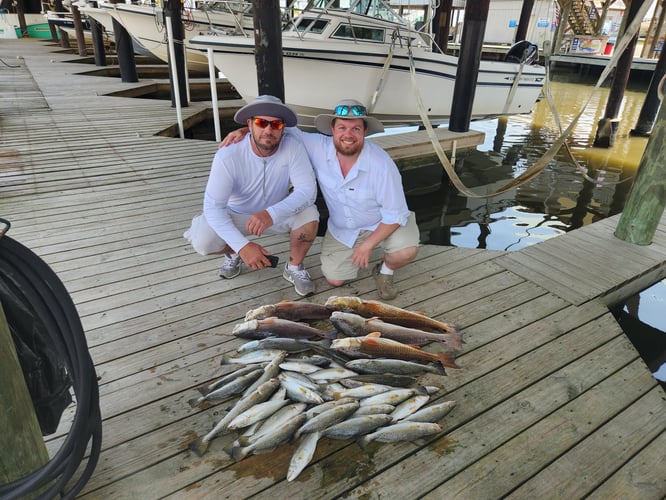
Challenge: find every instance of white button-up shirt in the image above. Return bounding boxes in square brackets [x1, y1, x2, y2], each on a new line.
[291, 128, 410, 248]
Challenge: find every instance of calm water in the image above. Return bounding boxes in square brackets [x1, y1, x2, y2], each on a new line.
[390, 70, 665, 385]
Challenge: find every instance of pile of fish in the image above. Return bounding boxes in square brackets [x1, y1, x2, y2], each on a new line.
[188, 296, 462, 481]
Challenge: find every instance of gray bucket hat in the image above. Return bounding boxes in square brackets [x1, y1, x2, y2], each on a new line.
[234, 95, 298, 127]
[314, 99, 384, 136]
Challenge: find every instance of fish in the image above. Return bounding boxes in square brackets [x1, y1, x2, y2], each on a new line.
[235, 403, 307, 447]
[229, 413, 307, 462]
[403, 401, 456, 422]
[352, 404, 396, 416]
[295, 401, 360, 438]
[188, 367, 264, 408]
[304, 397, 358, 419]
[236, 338, 318, 354]
[357, 422, 443, 448]
[232, 317, 335, 340]
[328, 382, 393, 400]
[322, 414, 393, 440]
[241, 351, 287, 397]
[189, 378, 280, 456]
[308, 367, 359, 383]
[330, 311, 463, 350]
[389, 394, 430, 422]
[358, 388, 420, 407]
[196, 364, 267, 396]
[278, 372, 324, 404]
[325, 296, 459, 333]
[279, 361, 323, 374]
[220, 349, 288, 366]
[332, 333, 459, 372]
[226, 387, 289, 430]
[287, 431, 321, 482]
[245, 300, 332, 321]
[345, 358, 443, 376]
[345, 373, 419, 387]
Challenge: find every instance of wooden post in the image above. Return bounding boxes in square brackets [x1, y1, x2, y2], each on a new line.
[615, 97, 666, 245]
[0, 302, 50, 490]
[630, 48, 666, 136]
[252, 0, 284, 101]
[448, 0, 490, 132]
[111, 17, 138, 83]
[70, 3, 88, 57]
[89, 17, 107, 67]
[433, 0, 453, 52]
[515, 0, 535, 43]
[593, 0, 647, 147]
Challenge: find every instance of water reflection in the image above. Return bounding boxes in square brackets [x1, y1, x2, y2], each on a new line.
[405, 76, 650, 248]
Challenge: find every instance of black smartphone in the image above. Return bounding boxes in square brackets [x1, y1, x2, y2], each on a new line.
[266, 255, 279, 268]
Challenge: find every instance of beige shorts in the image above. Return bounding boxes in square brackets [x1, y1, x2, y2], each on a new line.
[320, 211, 419, 281]
[184, 205, 320, 255]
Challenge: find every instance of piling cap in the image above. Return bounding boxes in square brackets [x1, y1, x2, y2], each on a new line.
[234, 95, 298, 127]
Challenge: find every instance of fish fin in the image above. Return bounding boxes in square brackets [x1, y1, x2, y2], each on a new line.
[356, 435, 371, 450]
[236, 436, 251, 446]
[187, 397, 204, 408]
[414, 385, 430, 395]
[196, 386, 211, 396]
[188, 437, 209, 457]
[367, 332, 382, 338]
[437, 352, 460, 369]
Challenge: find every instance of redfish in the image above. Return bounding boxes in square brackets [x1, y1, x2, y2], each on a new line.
[330, 311, 463, 350]
[232, 317, 334, 340]
[244, 301, 332, 321]
[325, 296, 458, 333]
[332, 333, 460, 372]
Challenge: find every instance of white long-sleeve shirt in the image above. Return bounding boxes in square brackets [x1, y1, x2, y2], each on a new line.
[203, 133, 317, 252]
[290, 128, 410, 248]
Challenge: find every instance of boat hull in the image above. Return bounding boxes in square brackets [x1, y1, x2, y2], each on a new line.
[99, 2, 250, 73]
[189, 36, 546, 129]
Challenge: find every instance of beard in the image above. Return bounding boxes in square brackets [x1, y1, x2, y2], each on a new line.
[333, 136, 363, 156]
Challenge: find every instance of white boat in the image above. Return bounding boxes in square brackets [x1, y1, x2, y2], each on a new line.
[97, 0, 254, 73]
[188, 0, 546, 129]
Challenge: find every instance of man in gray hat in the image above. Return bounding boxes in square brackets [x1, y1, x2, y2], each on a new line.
[221, 98, 419, 300]
[184, 95, 319, 297]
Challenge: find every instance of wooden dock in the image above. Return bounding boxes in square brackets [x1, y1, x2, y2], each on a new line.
[1, 38, 665, 499]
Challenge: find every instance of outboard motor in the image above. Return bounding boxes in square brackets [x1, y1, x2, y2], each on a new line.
[505, 41, 539, 65]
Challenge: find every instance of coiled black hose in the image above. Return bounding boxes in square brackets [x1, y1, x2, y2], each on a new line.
[0, 220, 102, 500]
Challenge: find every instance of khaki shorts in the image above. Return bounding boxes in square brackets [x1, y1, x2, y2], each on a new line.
[320, 211, 419, 281]
[184, 205, 320, 255]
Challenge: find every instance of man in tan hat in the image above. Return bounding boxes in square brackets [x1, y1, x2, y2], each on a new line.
[222, 98, 419, 300]
[184, 95, 319, 297]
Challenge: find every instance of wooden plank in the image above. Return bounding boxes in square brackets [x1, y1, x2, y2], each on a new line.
[495, 252, 596, 304]
[587, 430, 666, 499]
[507, 386, 666, 498]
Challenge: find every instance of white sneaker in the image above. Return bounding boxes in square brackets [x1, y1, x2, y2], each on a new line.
[219, 254, 242, 279]
[282, 264, 315, 296]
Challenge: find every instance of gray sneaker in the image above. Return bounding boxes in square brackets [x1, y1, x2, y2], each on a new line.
[282, 263, 315, 296]
[219, 254, 242, 279]
[372, 262, 398, 300]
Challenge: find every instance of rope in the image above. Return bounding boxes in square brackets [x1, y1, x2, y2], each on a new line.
[410, 0, 654, 199]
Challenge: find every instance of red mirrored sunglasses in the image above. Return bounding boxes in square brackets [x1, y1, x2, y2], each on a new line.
[252, 117, 285, 130]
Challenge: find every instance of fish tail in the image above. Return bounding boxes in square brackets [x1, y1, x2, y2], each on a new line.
[188, 437, 209, 457]
[219, 356, 233, 365]
[437, 352, 460, 369]
[187, 397, 204, 408]
[447, 332, 464, 351]
[230, 446, 249, 462]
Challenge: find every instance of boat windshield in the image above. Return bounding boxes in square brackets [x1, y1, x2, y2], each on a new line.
[306, 0, 407, 25]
